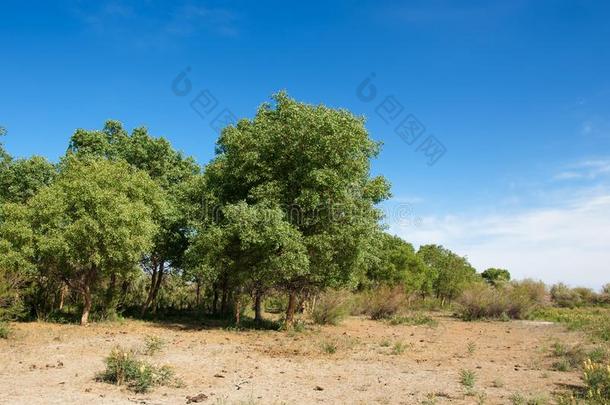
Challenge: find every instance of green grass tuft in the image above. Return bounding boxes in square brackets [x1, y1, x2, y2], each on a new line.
[459, 369, 476, 389]
[97, 346, 177, 393]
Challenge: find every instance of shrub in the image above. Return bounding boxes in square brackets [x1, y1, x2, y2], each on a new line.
[97, 346, 175, 393]
[0, 321, 10, 339]
[310, 290, 351, 326]
[551, 341, 568, 357]
[550, 284, 602, 308]
[459, 369, 476, 388]
[549, 342, 608, 373]
[142, 335, 165, 356]
[588, 346, 608, 363]
[551, 283, 583, 308]
[505, 279, 548, 319]
[573, 287, 599, 306]
[456, 282, 506, 320]
[362, 285, 406, 320]
[320, 340, 338, 354]
[583, 358, 610, 403]
[509, 394, 549, 405]
[456, 280, 547, 320]
[392, 341, 407, 355]
[388, 313, 438, 327]
[406, 296, 444, 312]
[552, 358, 571, 372]
[379, 339, 391, 347]
[601, 284, 610, 304]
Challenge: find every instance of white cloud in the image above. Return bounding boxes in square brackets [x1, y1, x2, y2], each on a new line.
[390, 190, 610, 289]
[554, 159, 610, 181]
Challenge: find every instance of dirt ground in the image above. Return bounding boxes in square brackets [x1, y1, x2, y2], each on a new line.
[0, 314, 584, 404]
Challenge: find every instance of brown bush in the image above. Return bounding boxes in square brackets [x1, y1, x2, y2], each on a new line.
[602, 283, 610, 304]
[361, 285, 407, 320]
[507, 279, 548, 317]
[551, 283, 600, 308]
[457, 279, 547, 321]
[550, 283, 581, 308]
[310, 290, 352, 325]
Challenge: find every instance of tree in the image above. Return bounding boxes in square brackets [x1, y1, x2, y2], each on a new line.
[362, 233, 431, 294]
[0, 156, 56, 204]
[66, 121, 200, 316]
[205, 92, 390, 325]
[0, 203, 34, 320]
[481, 268, 511, 286]
[0, 136, 55, 318]
[187, 202, 308, 323]
[417, 244, 477, 305]
[29, 157, 163, 324]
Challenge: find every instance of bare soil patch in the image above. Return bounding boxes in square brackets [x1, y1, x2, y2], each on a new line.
[0, 315, 583, 404]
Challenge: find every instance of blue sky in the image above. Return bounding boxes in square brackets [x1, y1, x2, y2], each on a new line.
[1, 0, 609, 287]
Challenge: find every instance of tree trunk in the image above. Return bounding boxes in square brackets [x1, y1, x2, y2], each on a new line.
[254, 290, 263, 323]
[81, 284, 92, 326]
[141, 258, 164, 317]
[212, 286, 219, 314]
[150, 261, 164, 315]
[220, 283, 228, 316]
[285, 290, 298, 328]
[104, 272, 117, 316]
[119, 277, 130, 307]
[196, 280, 201, 308]
[59, 284, 68, 311]
[234, 293, 242, 325]
[141, 258, 158, 317]
[310, 295, 317, 317]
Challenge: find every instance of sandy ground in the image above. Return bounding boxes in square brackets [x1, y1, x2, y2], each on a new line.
[0, 314, 584, 404]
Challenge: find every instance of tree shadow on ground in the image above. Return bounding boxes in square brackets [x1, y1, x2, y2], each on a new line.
[20, 307, 285, 333]
[132, 311, 284, 333]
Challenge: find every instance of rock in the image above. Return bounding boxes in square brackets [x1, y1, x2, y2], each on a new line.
[186, 393, 209, 403]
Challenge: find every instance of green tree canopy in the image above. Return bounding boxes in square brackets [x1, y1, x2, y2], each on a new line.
[0, 156, 56, 204]
[187, 201, 308, 322]
[204, 92, 391, 324]
[29, 157, 164, 324]
[481, 268, 511, 286]
[66, 120, 201, 315]
[363, 233, 431, 294]
[417, 244, 477, 304]
[0, 202, 34, 320]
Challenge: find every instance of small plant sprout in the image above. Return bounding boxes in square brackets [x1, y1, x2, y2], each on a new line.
[467, 341, 477, 355]
[459, 369, 476, 389]
[321, 340, 338, 354]
[380, 339, 391, 347]
[392, 341, 406, 355]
